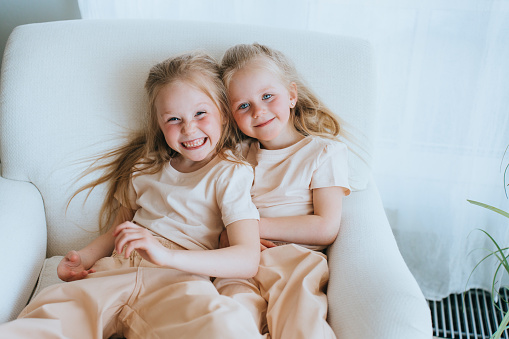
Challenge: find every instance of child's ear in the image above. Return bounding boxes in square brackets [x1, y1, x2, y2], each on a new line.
[289, 82, 298, 104]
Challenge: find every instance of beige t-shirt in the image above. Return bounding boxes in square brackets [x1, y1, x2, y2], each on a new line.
[245, 136, 351, 249]
[123, 156, 259, 251]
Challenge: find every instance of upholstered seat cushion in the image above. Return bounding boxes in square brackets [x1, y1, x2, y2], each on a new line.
[32, 257, 64, 299]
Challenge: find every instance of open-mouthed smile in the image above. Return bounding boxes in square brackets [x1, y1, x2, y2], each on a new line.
[181, 137, 207, 149]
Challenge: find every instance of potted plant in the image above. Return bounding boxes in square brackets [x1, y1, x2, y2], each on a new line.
[468, 146, 509, 339]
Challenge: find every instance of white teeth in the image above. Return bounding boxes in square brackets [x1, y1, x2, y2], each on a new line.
[182, 138, 205, 148]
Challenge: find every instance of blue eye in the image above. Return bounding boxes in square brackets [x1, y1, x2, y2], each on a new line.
[195, 111, 206, 117]
[167, 117, 180, 124]
[262, 94, 272, 100]
[238, 103, 250, 110]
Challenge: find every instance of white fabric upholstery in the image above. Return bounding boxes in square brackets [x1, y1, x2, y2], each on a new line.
[1, 19, 375, 257]
[0, 177, 47, 322]
[0, 20, 431, 337]
[328, 177, 432, 337]
[32, 256, 64, 299]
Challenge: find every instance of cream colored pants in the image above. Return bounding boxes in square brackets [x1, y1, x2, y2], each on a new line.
[214, 244, 335, 339]
[1, 241, 262, 339]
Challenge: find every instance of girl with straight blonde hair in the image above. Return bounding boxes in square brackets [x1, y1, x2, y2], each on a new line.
[215, 42, 431, 339]
[215, 43, 350, 339]
[0, 52, 264, 339]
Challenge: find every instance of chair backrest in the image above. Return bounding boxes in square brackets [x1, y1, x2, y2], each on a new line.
[0, 20, 376, 256]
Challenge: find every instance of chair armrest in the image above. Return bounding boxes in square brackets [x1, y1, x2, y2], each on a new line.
[327, 177, 432, 338]
[0, 177, 47, 323]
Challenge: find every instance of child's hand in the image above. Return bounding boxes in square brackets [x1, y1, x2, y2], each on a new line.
[260, 239, 277, 251]
[113, 222, 169, 266]
[218, 229, 230, 249]
[57, 250, 96, 282]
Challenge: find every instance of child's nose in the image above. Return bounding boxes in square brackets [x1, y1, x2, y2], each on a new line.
[252, 105, 265, 119]
[182, 120, 197, 135]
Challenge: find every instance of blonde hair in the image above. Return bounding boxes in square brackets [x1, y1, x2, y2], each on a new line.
[220, 43, 342, 140]
[72, 51, 241, 233]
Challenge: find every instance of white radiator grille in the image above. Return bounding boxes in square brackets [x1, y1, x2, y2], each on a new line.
[429, 289, 509, 339]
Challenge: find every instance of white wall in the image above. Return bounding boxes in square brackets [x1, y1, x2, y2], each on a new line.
[0, 0, 81, 70]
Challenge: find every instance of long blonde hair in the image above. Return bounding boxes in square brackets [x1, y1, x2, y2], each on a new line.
[220, 43, 342, 140]
[72, 51, 241, 233]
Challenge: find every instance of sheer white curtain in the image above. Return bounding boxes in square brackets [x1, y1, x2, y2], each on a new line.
[78, 0, 509, 300]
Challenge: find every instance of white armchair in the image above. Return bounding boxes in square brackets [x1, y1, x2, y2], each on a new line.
[0, 19, 432, 338]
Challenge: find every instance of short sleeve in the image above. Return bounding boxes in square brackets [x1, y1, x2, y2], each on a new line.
[216, 164, 260, 226]
[311, 141, 351, 196]
[114, 176, 138, 209]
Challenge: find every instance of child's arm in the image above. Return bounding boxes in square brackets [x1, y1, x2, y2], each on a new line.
[113, 219, 260, 278]
[259, 186, 346, 246]
[219, 229, 277, 251]
[57, 205, 135, 281]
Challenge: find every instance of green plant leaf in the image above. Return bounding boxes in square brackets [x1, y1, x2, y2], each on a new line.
[466, 245, 509, 290]
[491, 309, 509, 339]
[471, 230, 509, 305]
[501, 144, 508, 199]
[504, 161, 509, 199]
[467, 200, 509, 219]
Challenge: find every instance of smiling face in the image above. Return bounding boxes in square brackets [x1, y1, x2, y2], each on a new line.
[155, 80, 222, 172]
[227, 58, 300, 150]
